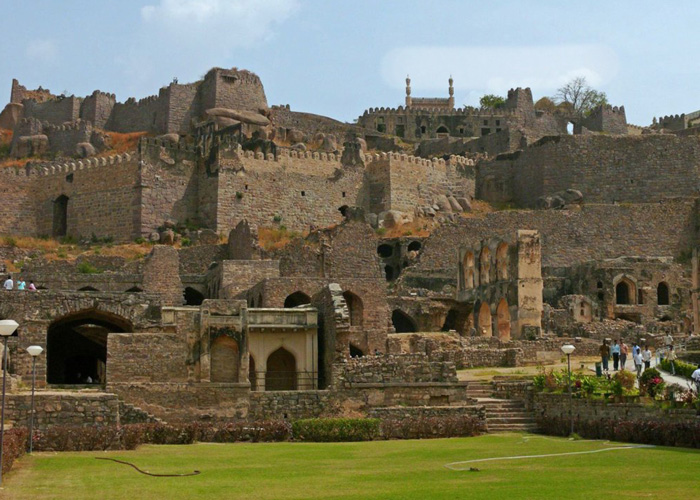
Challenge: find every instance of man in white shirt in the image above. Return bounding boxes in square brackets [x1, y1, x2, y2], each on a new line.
[692, 365, 700, 394]
[664, 333, 673, 348]
[641, 346, 652, 370]
[3, 275, 13, 291]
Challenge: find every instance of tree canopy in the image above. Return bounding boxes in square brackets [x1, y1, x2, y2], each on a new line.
[552, 77, 607, 118]
[479, 94, 505, 109]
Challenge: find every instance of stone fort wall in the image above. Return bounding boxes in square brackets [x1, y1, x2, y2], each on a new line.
[478, 135, 700, 207]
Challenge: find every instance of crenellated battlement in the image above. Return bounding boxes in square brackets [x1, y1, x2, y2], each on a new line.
[139, 136, 195, 153]
[44, 119, 92, 133]
[122, 94, 161, 107]
[0, 152, 134, 178]
[361, 106, 517, 117]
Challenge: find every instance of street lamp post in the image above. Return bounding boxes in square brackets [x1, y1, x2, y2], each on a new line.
[26, 346, 43, 454]
[0, 319, 19, 487]
[561, 343, 576, 436]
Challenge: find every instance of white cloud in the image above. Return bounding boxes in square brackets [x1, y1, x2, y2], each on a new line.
[381, 45, 618, 98]
[25, 39, 58, 64]
[140, 0, 299, 47]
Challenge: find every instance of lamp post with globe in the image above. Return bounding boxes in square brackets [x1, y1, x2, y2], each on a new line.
[26, 345, 44, 454]
[0, 319, 19, 486]
[561, 343, 576, 436]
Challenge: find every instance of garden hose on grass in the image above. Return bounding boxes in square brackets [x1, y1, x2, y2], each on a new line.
[95, 457, 201, 477]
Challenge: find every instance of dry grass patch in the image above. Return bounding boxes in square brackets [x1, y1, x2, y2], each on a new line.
[258, 227, 303, 251]
[104, 131, 149, 155]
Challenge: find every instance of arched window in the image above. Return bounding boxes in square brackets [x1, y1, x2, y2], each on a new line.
[284, 291, 311, 308]
[265, 347, 297, 391]
[479, 247, 491, 285]
[477, 302, 492, 337]
[657, 282, 670, 306]
[343, 291, 363, 327]
[496, 299, 511, 341]
[407, 241, 422, 252]
[210, 336, 239, 383]
[184, 287, 205, 306]
[392, 310, 417, 333]
[496, 243, 508, 281]
[462, 252, 474, 289]
[436, 125, 449, 135]
[615, 277, 636, 305]
[377, 244, 393, 258]
[53, 195, 69, 237]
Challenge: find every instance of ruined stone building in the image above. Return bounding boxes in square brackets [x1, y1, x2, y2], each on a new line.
[0, 66, 697, 427]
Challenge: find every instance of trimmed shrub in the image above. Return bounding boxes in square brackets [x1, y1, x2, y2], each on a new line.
[292, 418, 380, 442]
[537, 416, 700, 448]
[2, 427, 28, 476]
[660, 358, 697, 379]
[380, 415, 484, 440]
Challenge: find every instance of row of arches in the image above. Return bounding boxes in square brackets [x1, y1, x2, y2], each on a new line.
[462, 243, 509, 289]
[614, 279, 670, 306]
[474, 299, 511, 340]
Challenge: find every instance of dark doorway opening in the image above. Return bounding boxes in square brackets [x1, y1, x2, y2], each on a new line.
[184, 287, 205, 306]
[392, 309, 417, 333]
[53, 195, 69, 237]
[284, 291, 311, 308]
[441, 309, 458, 332]
[657, 282, 670, 305]
[349, 344, 364, 358]
[265, 347, 297, 391]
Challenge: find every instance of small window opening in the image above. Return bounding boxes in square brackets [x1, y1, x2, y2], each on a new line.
[301, 191, 305, 197]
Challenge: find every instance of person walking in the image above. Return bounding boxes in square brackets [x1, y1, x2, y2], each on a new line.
[692, 364, 700, 394]
[620, 341, 629, 370]
[3, 275, 13, 291]
[664, 333, 673, 350]
[611, 340, 621, 371]
[599, 340, 610, 373]
[633, 345, 643, 378]
[17, 277, 25, 291]
[642, 345, 652, 370]
[666, 345, 677, 375]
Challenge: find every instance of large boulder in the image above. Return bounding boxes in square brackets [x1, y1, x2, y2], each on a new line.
[447, 196, 463, 212]
[13, 134, 48, 158]
[75, 142, 96, 158]
[456, 197, 472, 212]
[198, 229, 219, 245]
[383, 210, 413, 228]
[320, 134, 338, 152]
[0, 103, 23, 130]
[434, 195, 452, 212]
[287, 128, 306, 144]
[157, 133, 180, 144]
[205, 108, 270, 126]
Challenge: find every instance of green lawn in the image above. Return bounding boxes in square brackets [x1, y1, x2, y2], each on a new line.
[4, 433, 699, 499]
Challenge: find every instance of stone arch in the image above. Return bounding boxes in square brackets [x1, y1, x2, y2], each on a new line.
[284, 291, 311, 308]
[436, 125, 449, 135]
[476, 302, 492, 337]
[46, 309, 131, 385]
[657, 282, 670, 306]
[265, 347, 297, 391]
[342, 291, 363, 327]
[349, 344, 364, 358]
[614, 276, 636, 305]
[407, 241, 422, 252]
[496, 243, 508, 281]
[78, 286, 99, 292]
[462, 252, 474, 289]
[479, 247, 491, 285]
[210, 335, 239, 383]
[496, 298, 511, 341]
[377, 244, 393, 258]
[53, 194, 69, 237]
[441, 309, 458, 332]
[125, 286, 143, 293]
[184, 287, 205, 306]
[392, 309, 417, 333]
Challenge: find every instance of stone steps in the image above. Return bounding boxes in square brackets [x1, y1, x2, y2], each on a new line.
[473, 392, 537, 433]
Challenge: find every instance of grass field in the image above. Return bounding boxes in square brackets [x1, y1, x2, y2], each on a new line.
[4, 433, 699, 499]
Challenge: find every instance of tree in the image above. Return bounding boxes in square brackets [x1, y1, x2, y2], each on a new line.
[553, 77, 607, 118]
[479, 94, 505, 109]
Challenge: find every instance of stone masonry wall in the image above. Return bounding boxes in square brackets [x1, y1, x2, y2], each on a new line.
[478, 135, 700, 207]
[107, 332, 189, 383]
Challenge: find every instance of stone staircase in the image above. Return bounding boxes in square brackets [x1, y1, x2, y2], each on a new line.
[466, 381, 537, 433]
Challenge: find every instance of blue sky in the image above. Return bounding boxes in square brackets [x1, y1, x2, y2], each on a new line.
[2, 0, 699, 125]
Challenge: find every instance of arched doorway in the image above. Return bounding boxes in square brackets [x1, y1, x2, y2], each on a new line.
[343, 291, 363, 327]
[436, 125, 449, 136]
[284, 291, 311, 308]
[377, 244, 393, 258]
[265, 347, 297, 391]
[392, 309, 417, 333]
[480, 247, 491, 285]
[184, 287, 205, 306]
[462, 252, 474, 289]
[53, 195, 69, 237]
[441, 309, 458, 332]
[384, 265, 394, 281]
[496, 299, 511, 341]
[657, 282, 670, 305]
[249, 355, 257, 390]
[615, 278, 635, 305]
[496, 243, 508, 280]
[477, 302, 492, 336]
[46, 309, 131, 384]
[210, 335, 239, 383]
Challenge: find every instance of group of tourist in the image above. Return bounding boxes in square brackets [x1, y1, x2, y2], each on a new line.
[2, 275, 37, 291]
[600, 338, 662, 377]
